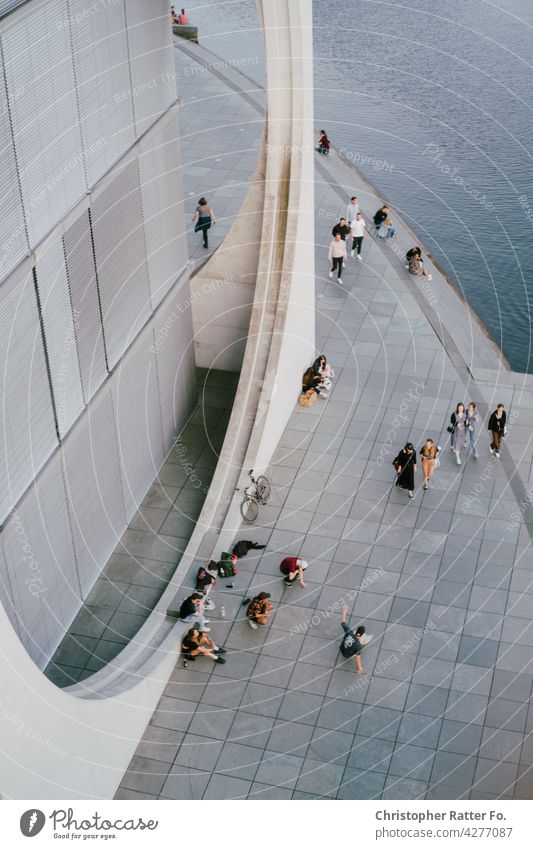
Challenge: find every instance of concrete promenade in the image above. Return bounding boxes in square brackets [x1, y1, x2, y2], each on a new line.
[117, 37, 533, 800]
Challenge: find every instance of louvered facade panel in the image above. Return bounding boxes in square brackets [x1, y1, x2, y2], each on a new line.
[68, 0, 135, 187]
[2, 0, 86, 246]
[63, 209, 108, 402]
[0, 67, 27, 283]
[61, 385, 126, 597]
[35, 237, 85, 437]
[126, 0, 176, 137]
[112, 325, 165, 521]
[0, 542, 21, 644]
[0, 271, 58, 524]
[153, 289, 196, 454]
[91, 161, 151, 368]
[139, 113, 188, 308]
[0, 454, 80, 669]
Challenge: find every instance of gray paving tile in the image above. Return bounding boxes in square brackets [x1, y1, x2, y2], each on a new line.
[295, 759, 345, 797]
[389, 744, 435, 782]
[472, 758, 519, 796]
[397, 712, 442, 748]
[430, 752, 477, 791]
[214, 741, 262, 781]
[490, 669, 533, 702]
[203, 774, 252, 799]
[248, 782, 293, 799]
[485, 698, 528, 733]
[307, 727, 354, 766]
[365, 678, 409, 711]
[338, 768, 386, 799]
[438, 720, 483, 756]
[254, 750, 304, 789]
[405, 683, 449, 717]
[121, 756, 170, 796]
[457, 635, 500, 667]
[382, 776, 427, 799]
[347, 735, 394, 773]
[479, 728, 524, 764]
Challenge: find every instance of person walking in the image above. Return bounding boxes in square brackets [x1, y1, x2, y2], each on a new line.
[345, 196, 360, 224]
[328, 232, 346, 284]
[192, 197, 216, 248]
[419, 438, 440, 490]
[181, 627, 226, 667]
[246, 592, 273, 629]
[392, 442, 417, 498]
[179, 592, 210, 631]
[350, 212, 366, 260]
[280, 557, 308, 588]
[450, 402, 467, 465]
[316, 130, 330, 154]
[466, 402, 480, 459]
[339, 606, 367, 673]
[488, 403, 507, 458]
[332, 217, 350, 242]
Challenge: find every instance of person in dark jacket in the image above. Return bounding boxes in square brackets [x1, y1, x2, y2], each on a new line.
[339, 606, 366, 673]
[488, 403, 507, 458]
[316, 130, 330, 154]
[373, 204, 389, 231]
[181, 627, 226, 667]
[302, 366, 328, 398]
[332, 218, 350, 241]
[179, 592, 209, 630]
[393, 442, 417, 499]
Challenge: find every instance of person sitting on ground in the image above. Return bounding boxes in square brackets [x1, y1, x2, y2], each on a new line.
[177, 8, 189, 23]
[170, 6, 179, 23]
[316, 130, 330, 154]
[232, 540, 266, 558]
[377, 217, 395, 239]
[179, 591, 209, 631]
[332, 217, 350, 242]
[373, 204, 389, 232]
[339, 606, 366, 673]
[246, 592, 273, 629]
[280, 556, 308, 588]
[406, 246, 422, 263]
[407, 251, 432, 280]
[181, 627, 226, 667]
[302, 366, 328, 399]
[312, 354, 334, 390]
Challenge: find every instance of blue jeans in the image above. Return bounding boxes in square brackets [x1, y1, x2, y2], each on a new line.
[181, 612, 206, 629]
[469, 428, 478, 455]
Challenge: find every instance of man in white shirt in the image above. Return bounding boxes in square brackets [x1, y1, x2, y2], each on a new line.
[345, 196, 360, 225]
[328, 232, 347, 284]
[350, 212, 366, 260]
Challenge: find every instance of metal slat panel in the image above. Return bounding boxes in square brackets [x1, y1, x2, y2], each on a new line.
[68, 0, 135, 187]
[63, 209, 108, 403]
[91, 161, 151, 368]
[35, 237, 85, 438]
[2, 0, 86, 246]
[62, 386, 126, 597]
[0, 454, 80, 669]
[139, 113, 188, 308]
[126, 0, 176, 137]
[112, 325, 165, 522]
[0, 272, 58, 524]
[153, 290, 196, 454]
[0, 65, 28, 283]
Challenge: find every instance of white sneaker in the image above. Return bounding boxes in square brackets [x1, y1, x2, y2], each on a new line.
[456, 457, 461, 465]
[338, 278, 343, 285]
[248, 620, 258, 630]
[203, 627, 211, 632]
[319, 390, 329, 399]
[328, 271, 333, 278]
[495, 451, 500, 458]
[489, 447, 494, 455]
[474, 452, 479, 459]
[427, 274, 432, 280]
[357, 255, 362, 262]
[350, 250, 354, 257]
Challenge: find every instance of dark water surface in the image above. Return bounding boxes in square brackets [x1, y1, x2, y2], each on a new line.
[187, 0, 533, 372]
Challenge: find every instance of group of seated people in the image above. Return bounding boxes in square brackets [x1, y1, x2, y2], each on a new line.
[171, 6, 189, 24]
[301, 354, 334, 400]
[406, 246, 432, 281]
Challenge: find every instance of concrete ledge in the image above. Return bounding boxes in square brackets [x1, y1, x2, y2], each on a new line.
[172, 24, 198, 43]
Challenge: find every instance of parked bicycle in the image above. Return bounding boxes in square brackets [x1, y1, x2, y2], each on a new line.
[239, 469, 271, 523]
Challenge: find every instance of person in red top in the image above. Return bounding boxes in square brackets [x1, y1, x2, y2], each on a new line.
[280, 557, 308, 588]
[177, 8, 189, 23]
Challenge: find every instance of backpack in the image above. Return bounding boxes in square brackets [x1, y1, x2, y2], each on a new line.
[218, 552, 239, 578]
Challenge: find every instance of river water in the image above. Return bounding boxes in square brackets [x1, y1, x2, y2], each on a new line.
[185, 0, 533, 372]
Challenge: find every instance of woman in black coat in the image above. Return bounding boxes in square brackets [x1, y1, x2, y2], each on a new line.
[393, 443, 417, 499]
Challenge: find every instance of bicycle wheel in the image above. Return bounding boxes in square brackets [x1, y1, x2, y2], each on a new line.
[240, 495, 259, 524]
[255, 476, 271, 503]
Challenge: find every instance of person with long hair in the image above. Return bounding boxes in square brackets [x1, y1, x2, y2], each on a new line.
[450, 402, 467, 465]
[466, 401, 480, 459]
[192, 196, 216, 248]
[419, 438, 440, 490]
[393, 442, 417, 499]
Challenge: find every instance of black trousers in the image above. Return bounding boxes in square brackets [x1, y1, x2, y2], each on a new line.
[331, 256, 344, 277]
[352, 236, 363, 254]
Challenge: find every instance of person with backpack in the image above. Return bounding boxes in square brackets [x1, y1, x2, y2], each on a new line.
[280, 556, 308, 588]
[181, 627, 226, 668]
[246, 592, 273, 629]
[339, 606, 367, 673]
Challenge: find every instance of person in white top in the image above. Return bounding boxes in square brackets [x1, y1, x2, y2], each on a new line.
[328, 232, 347, 284]
[345, 196, 360, 224]
[350, 212, 366, 260]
